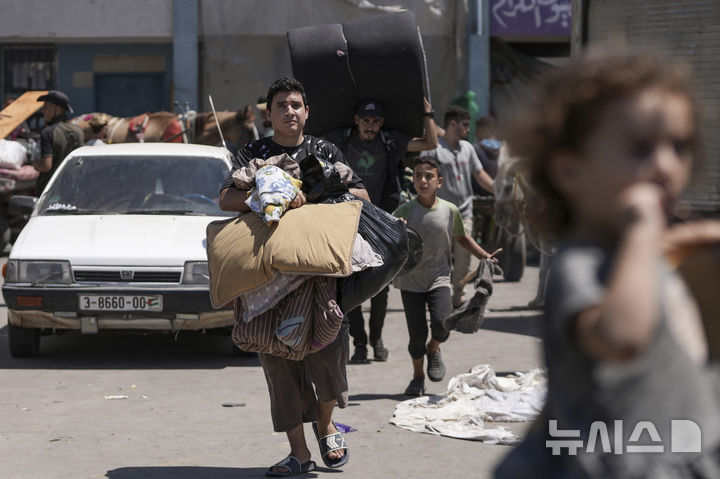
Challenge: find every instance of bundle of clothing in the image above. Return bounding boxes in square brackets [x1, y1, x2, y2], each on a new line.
[206, 153, 410, 360]
[0, 139, 39, 193]
[443, 259, 503, 334]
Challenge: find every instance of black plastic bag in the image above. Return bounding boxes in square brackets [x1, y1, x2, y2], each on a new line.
[337, 198, 409, 312]
[299, 154, 351, 203]
[298, 154, 412, 312]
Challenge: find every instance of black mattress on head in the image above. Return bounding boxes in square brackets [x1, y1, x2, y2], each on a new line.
[288, 10, 429, 137]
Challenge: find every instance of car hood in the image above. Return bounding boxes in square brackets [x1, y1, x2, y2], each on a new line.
[10, 215, 226, 266]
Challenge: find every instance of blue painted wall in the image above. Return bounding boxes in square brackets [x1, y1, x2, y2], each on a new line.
[56, 43, 173, 117]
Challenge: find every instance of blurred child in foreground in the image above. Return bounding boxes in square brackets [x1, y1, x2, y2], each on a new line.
[494, 51, 720, 478]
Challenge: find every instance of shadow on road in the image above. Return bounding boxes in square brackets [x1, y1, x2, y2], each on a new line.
[348, 392, 410, 402]
[480, 311, 543, 338]
[0, 326, 261, 370]
[105, 466, 340, 478]
[105, 466, 296, 479]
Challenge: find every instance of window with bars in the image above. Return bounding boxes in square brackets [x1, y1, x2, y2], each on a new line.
[2, 46, 55, 100]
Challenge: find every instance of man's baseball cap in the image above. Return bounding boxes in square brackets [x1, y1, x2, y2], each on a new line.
[37, 90, 73, 113]
[356, 100, 384, 118]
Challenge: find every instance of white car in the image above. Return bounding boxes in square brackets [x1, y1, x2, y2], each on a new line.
[2, 143, 237, 357]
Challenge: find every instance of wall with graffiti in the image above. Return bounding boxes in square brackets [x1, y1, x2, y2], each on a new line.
[490, 0, 571, 37]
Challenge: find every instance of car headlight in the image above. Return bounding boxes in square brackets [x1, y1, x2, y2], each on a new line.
[5, 260, 72, 284]
[182, 261, 209, 284]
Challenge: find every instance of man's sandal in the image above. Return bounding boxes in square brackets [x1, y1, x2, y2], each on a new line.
[265, 455, 316, 477]
[311, 421, 349, 468]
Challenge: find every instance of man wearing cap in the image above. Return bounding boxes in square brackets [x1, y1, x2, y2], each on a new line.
[323, 98, 438, 364]
[33, 90, 84, 194]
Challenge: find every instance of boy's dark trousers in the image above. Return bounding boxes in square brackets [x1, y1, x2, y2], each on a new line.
[400, 287, 452, 359]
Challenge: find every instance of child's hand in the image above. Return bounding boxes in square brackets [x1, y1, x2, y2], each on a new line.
[486, 248, 502, 263]
[617, 183, 667, 231]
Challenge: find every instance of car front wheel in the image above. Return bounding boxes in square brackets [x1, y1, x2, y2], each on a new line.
[8, 322, 41, 358]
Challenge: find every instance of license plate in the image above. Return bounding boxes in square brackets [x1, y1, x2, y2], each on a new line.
[78, 295, 163, 312]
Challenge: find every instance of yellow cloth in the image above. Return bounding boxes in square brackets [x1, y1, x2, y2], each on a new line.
[206, 201, 362, 308]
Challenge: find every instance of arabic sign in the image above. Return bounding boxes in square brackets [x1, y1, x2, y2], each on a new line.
[490, 0, 571, 37]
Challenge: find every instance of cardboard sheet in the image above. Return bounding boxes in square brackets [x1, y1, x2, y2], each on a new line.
[0, 91, 47, 139]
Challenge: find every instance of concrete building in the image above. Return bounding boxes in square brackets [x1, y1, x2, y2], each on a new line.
[1, 0, 572, 136]
[0, 0, 473, 121]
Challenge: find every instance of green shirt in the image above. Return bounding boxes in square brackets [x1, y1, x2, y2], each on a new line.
[393, 197, 465, 292]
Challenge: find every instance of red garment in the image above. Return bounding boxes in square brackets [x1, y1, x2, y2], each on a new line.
[161, 119, 183, 143]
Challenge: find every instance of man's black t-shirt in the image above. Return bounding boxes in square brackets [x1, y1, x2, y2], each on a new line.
[221, 135, 365, 191]
[38, 112, 84, 194]
[323, 128, 410, 208]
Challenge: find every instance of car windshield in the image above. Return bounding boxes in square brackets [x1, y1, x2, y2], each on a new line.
[36, 155, 235, 217]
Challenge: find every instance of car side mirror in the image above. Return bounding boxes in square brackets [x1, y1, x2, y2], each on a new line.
[8, 195, 37, 216]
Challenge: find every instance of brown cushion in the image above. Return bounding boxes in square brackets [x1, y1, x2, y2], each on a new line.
[206, 201, 362, 308]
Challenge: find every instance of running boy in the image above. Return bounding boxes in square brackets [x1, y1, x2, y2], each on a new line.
[494, 52, 720, 478]
[393, 156, 495, 396]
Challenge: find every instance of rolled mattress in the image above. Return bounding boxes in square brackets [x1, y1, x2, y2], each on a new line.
[288, 10, 429, 137]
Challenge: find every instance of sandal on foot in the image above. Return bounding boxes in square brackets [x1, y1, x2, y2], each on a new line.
[312, 421, 349, 469]
[265, 455, 316, 477]
[404, 377, 426, 396]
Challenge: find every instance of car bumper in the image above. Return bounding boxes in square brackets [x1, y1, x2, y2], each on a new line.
[3, 284, 234, 332]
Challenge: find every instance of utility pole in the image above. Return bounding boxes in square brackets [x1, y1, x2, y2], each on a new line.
[467, 0, 490, 117]
[173, 0, 199, 110]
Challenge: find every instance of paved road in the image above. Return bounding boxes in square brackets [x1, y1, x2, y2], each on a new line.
[0, 256, 544, 479]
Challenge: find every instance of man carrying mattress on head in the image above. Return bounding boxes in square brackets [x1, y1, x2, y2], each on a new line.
[323, 98, 437, 364]
[218, 77, 369, 476]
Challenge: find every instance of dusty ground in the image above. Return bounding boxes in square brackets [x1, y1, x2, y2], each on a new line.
[0, 258, 544, 479]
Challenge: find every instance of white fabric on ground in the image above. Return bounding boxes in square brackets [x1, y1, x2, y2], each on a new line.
[391, 364, 547, 444]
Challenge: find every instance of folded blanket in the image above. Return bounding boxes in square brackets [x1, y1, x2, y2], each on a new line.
[239, 274, 308, 323]
[238, 232, 384, 322]
[206, 201, 363, 308]
[232, 276, 343, 360]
